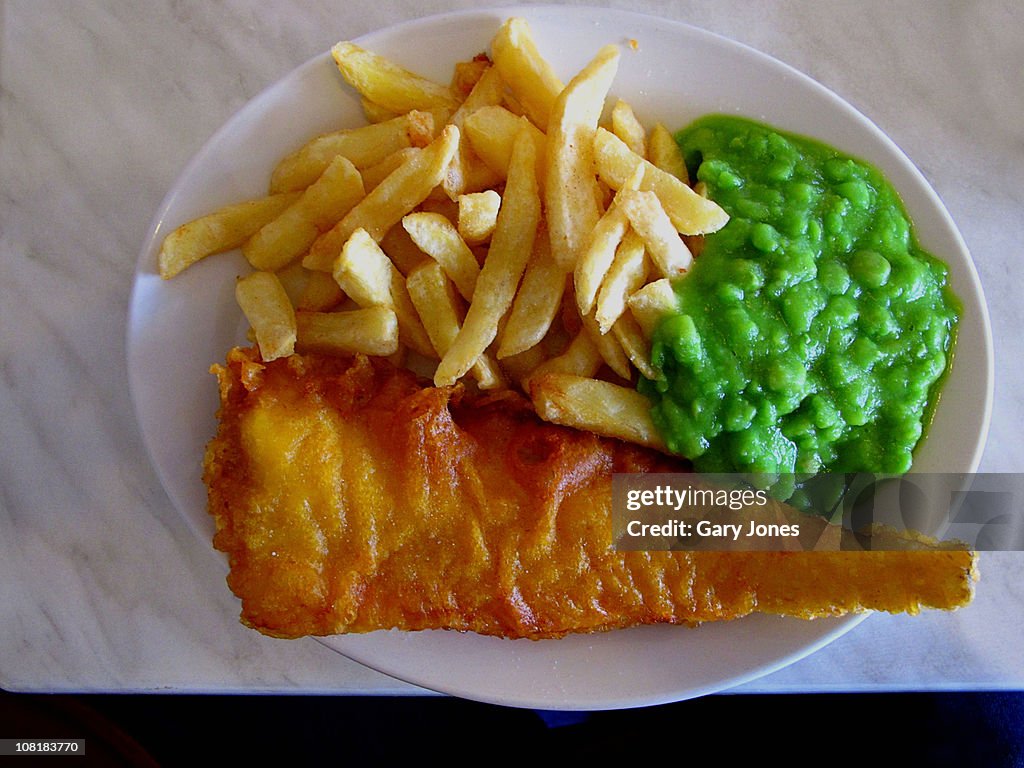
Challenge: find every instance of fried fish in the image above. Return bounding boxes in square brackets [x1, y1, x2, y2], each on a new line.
[203, 347, 976, 640]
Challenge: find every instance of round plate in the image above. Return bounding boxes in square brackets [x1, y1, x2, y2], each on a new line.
[127, 6, 993, 709]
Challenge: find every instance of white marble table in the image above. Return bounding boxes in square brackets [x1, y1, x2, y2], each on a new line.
[2, 0, 1022, 701]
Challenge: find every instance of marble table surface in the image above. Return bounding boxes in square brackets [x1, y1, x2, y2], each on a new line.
[2, 0, 1022, 702]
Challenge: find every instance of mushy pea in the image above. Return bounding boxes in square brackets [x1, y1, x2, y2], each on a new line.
[640, 115, 959, 488]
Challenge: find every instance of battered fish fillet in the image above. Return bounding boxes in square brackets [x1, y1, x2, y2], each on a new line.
[203, 347, 977, 640]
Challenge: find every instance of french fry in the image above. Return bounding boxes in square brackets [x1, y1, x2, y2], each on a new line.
[449, 160, 501, 202]
[333, 228, 435, 357]
[451, 57, 491, 98]
[379, 224, 431, 276]
[522, 329, 603, 388]
[361, 147, 419, 191]
[595, 229, 649, 334]
[648, 122, 689, 183]
[457, 190, 501, 245]
[359, 98, 399, 124]
[160, 25, 744, 457]
[330, 41, 462, 115]
[462, 105, 521, 171]
[406, 261, 505, 389]
[497, 225, 566, 359]
[538, 312, 572, 358]
[593, 127, 729, 234]
[574, 162, 645, 316]
[442, 65, 505, 200]
[162, 24, 731, 454]
[499, 343, 550, 387]
[434, 126, 540, 386]
[628, 278, 678, 338]
[384, 270, 436, 357]
[582, 311, 632, 381]
[490, 17, 564, 130]
[501, 92, 525, 121]
[297, 269, 345, 312]
[158, 191, 300, 279]
[274, 261, 309, 307]
[545, 44, 620, 271]
[529, 373, 667, 451]
[405, 261, 460, 345]
[612, 312, 658, 380]
[270, 111, 434, 193]
[234, 271, 297, 362]
[559, 281, 583, 337]
[418, 195, 460, 221]
[295, 307, 399, 357]
[610, 99, 646, 157]
[303, 124, 460, 272]
[463, 106, 547, 189]
[685, 182, 710, 258]
[619, 189, 693, 278]
[333, 228, 393, 306]
[243, 155, 364, 271]
[402, 212, 480, 301]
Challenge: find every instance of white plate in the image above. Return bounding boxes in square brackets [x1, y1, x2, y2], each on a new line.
[127, 6, 993, 709]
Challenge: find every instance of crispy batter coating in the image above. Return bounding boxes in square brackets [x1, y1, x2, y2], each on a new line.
[204, 347, 977, 639]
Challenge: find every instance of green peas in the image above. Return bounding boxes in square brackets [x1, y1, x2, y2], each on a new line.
[642, 115, 959, 493]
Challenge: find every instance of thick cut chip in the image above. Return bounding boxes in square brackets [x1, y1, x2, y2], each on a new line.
[379, 224, 432, 276]
[442, 65, 505, 200]
[574, 163, 644, 316]
[330, 41, 461, 115]
[434, 127, 540, 386]
[490, 17, 564, 130]
[545, 45, 620, 271]
[333, 229, 435, 358]
[595, 230, 648, 334]
[500, 343, 549, 386]
[297, 270, 345, 312]
[463, 106, 548, 190]
[295, 307, 398, 356]
[612, 313, 658, 380]
[303, 125, 460, 272]
[406, 261, 505, 389]
[649, 122, 689, 183]
[234, 272, 297, 362]
[530, 372, 666, 450]
[359, 98, 398, 124]
[274, 261, 309, 307]
[610, 99, 647, 157]
[628, 278, 678, 338]
[581, 311, 632, 381]
[619, 189, 694, 278]
[451, 57, 491, 97]
[522, 330, 603, 389]
[360, 147, 419, 191]
[497, 225, 566, 359]
[418, 196, 460, 223]
[270, 111, 434, 193]
[402, 212, 480, 301]
[333, 228, 392, 307]
[158, 192, 300, 279]
[593, 127, 729, 235]
[244, 155, 364, 272]
[457, 190, 501, 245]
